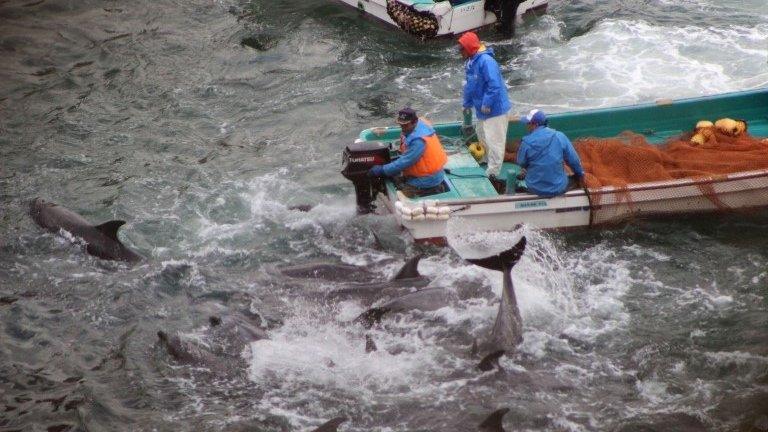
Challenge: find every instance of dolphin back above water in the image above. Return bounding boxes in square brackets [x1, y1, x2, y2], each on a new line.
[29, 197, 142, 263]
[465, 237, 527, 352]
[324, 256, 430, 304]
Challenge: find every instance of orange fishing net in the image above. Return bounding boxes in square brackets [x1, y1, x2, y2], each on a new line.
[576, 131, 768, 188]
[573, 124, 768, 213]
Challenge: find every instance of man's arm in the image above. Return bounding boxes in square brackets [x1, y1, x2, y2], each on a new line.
[480, 59, 506, 112]
[462, 64, 473, 109]
[515, 140, 529, 169]
[561, 133, 585, 178]
[382, 138, 426, 176]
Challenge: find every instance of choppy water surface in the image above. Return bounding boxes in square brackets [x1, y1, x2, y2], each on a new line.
[1, 0, 767, 430]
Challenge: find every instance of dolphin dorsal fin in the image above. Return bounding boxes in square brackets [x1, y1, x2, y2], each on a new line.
[466, 237, 526, 272]
[311, 416, 348, 432]
[392, 256, 421, 280]
[94, 220, 126, 242]
[478, 408, 510, 432]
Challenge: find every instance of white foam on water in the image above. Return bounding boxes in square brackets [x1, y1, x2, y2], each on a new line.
[636, 378, 672, 405]
[510, 16, 768, 112]
[248, 299, 464, 428]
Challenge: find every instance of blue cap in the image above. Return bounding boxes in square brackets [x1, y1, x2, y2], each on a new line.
[520, 109, 547, 126]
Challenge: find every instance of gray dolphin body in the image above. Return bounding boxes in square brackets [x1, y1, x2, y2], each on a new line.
[156, 330, 223, 368]
[466, 237, 527, 352]
[325, 256, 430, 305]
[208, 313, 268, 357]
[355, 287, 458, 327]
[277, 261, 376, 281]
[29, 198, 142, 263]
[310, 417, 347, 432]
[157, 312, 267, 372]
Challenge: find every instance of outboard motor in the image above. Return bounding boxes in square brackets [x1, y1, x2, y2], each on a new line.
[341, 141, 392, 214]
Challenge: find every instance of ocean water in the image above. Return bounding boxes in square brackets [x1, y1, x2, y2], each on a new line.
[1, 0, 767, 430]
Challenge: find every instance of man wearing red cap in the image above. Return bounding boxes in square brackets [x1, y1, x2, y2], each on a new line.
[458, 31, 511, 193]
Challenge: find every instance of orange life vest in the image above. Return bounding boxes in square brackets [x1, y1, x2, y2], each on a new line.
[399, 119, 448, 177]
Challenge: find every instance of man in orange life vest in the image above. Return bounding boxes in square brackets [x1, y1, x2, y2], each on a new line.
[368, 107, 448, 197]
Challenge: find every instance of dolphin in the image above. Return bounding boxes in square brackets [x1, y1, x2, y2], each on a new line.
[29, 197, 142, 263]
[465, 237, 527, 352]
[479, 408, 510, 432]
[277, 261, 376, 281]
[354, 287, 458, 327]
[310, 417, 347, 432]
[156, 330, 223, 368]
[207, 313, 268, 357]
[325, 256, 429, 304]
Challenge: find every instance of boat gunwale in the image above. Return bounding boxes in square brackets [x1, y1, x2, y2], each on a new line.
[358, 87, 768, 139]
[386, 168, 768, 208]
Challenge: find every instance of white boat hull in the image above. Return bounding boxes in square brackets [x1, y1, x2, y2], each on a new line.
[380, 170, 768, 243]
[337, 0, 548, 37]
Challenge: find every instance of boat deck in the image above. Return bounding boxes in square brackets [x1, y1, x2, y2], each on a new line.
[385, 147, 523, 201]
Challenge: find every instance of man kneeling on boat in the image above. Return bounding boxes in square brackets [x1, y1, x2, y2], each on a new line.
[367, 107, 448, 198]
[515, 109, 585, 197]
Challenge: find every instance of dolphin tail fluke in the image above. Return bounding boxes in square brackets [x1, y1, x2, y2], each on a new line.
[478, 408, 509, 432]
[477, 350, 505, 372]
[354, 307, 390, 328]
[465, 237, 526, 272]
[311, 416, 348, 432]
[392, 256, 422, 280]
[94, 220, 127, 242]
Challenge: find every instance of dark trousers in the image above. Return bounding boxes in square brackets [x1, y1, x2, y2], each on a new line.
[395, 177, 447, 198]
[499, 0, 522, 36]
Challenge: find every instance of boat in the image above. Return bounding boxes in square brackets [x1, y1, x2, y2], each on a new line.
[337, 0, 548, 39]
[340, 88, 768, 243]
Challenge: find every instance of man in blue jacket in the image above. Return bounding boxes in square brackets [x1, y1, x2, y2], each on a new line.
[368, 108, 448, 197]
[458, 31, 512, 193]
[516, 109, 585, 197]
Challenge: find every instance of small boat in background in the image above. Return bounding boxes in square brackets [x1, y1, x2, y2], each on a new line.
[340, 88, 768, 243]
[337, 0, 548, 39]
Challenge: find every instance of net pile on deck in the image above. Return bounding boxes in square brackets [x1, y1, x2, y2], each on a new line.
[573, 119, 768, 212]
[386, 0, 439, 39]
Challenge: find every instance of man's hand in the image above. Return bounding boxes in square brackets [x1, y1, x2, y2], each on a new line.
[367, 165, 384, 177]
[516, 168, 527, 180]
[481, 106, 491, 114]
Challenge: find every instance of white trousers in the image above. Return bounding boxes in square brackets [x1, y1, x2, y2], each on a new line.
[477, 111, 509, 177]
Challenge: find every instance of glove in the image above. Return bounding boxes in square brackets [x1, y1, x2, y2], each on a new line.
[368, 165, 384, 177]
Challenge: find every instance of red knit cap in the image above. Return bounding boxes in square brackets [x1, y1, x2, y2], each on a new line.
[458, 31, 481, 56]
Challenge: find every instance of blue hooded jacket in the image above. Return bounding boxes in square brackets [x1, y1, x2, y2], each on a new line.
[516, 126, 585, 197]
[462, 47, 512, 120]
[381, 120, 445, 189]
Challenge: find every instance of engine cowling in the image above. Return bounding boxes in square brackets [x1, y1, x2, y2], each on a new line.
[341, 141, 392, 213]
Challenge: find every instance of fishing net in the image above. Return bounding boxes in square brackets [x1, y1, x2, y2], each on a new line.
[572, 123, 768, 224]
[386, 0, 439, 39]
